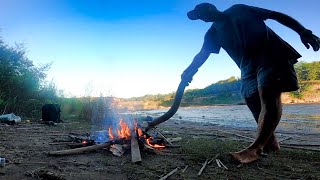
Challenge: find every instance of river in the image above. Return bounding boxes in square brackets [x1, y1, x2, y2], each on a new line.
[134, 104, 320, 134]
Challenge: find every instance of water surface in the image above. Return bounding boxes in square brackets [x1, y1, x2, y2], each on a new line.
[135, 104, 320, 134]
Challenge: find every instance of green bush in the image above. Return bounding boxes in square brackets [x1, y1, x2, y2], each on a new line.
[0, 37, 58, 118]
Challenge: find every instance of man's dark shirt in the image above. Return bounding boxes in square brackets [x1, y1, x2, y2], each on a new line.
[202, 4, 301, 79]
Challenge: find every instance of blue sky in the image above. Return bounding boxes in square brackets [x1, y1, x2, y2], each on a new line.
[1, 0, 319, 98]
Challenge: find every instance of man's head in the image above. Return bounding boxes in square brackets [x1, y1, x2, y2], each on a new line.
[187, 3, 220, 22]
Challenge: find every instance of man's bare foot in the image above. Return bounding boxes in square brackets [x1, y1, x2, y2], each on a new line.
[229, 148, 262, 164]
[263, 135, 280, 153]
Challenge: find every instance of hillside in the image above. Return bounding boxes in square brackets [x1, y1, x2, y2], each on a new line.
[116, 78, 320, 110]
[115, 61, 320, 110]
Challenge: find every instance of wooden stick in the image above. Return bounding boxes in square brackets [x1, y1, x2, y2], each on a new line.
[154, 128, 175, 146]
[197, 159, 208, 176]
[131, 132, 142, 163]
[207, 158, 215, 165]
[216, 159, 221, 167]
[278, 136, 292, 143]
[47, 142, 111, 156]
[182, 165, 188, 173]
[281, 145, 320, 152]
[49, 142, 73, 145]
[208, 154, 220, 164]
[218, 159, 228, 170]
[164, 144, 182, 148]
[281, 143, 320, 146]
[166, 137, 182, 143]
[159, 167, 178, 180]
[217, 130, 254, 140]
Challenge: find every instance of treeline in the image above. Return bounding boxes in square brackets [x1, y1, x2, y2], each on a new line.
[158, 76, 243, 106]
[295, 61, 320, 81]
[137, 61, 320, 107]
[0, 38, 58, 118]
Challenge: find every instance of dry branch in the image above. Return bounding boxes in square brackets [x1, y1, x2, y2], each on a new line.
[278, 136, 292, 143]
[216, 159, 221, 167]
[159, 167, 178, 180]
[217, 130, 254, 140]
[166, 137, 182, 143]
[197, 159, 208, 176]
[154, 128, 175, 146]
[218, 159, 228, 170]
[281, 145, 320, 152]
[47, 142, 112, 156]
[182, 165, 188, 173]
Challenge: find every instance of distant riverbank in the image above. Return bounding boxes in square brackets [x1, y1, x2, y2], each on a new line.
[133, 104, 320, 134]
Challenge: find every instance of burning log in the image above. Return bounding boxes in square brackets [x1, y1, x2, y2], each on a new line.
[47, 142, 112, 156]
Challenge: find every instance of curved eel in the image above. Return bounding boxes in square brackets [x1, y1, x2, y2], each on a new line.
[145, 80, 189, 131]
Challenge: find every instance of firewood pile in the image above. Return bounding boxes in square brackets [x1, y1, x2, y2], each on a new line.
[47, 120, 181, 163]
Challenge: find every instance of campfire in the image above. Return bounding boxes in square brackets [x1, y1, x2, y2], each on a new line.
[47, 118, 173, 163]
[108, 119, 165, 148]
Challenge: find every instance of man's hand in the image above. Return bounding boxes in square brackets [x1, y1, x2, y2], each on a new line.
[300, 30, 320, 51]
[145, 122, 155, 132]
[181, 67, 198, 84]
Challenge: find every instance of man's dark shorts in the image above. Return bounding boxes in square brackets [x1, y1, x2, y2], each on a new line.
[240, 59, 299, 98]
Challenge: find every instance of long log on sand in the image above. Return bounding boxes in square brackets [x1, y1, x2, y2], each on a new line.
[47, 142, 112, 156]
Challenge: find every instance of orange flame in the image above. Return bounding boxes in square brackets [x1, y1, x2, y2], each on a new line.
[134, 119, 143, 137]
[108, 119, 165, 149]
[108, 127, 114, 140]
[146, 137, 165, 148]
[117, 119, 131, 139]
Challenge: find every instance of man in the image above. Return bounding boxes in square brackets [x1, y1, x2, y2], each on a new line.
[182, 3, 320, 163]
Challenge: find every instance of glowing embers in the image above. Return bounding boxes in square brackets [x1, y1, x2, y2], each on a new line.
[145, 136, 166, 148]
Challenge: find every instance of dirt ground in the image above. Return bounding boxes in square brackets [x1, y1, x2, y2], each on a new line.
[1, 119, 320, 180]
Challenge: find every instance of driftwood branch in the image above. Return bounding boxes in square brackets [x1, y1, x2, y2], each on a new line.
[47, 142, 112, 156]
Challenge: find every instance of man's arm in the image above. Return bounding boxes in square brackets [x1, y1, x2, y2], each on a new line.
[181, 49, 211, 83]
[268, 11, 320, 51]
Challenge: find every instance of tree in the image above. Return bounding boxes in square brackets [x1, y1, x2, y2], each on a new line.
[0, 38, 57, 118]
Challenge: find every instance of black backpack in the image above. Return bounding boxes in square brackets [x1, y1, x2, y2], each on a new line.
[41, 104, 62, 123]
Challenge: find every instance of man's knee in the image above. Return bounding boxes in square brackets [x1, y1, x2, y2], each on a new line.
[245, 91, 261, 121]
[258, 87, 281, 101]
[258, 87, 282, 115]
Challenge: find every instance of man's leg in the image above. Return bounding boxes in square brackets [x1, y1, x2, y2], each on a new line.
[245, 92, 280, 153]
[230, 87, 282, 163]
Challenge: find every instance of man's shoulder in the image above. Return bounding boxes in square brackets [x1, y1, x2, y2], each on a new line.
[226, 4, 249, 12]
